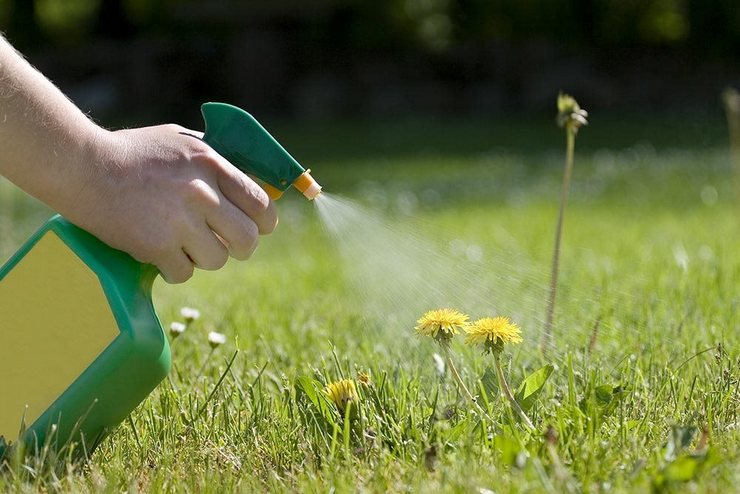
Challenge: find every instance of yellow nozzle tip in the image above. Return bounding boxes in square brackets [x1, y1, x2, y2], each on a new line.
[293, 170, 322, 200]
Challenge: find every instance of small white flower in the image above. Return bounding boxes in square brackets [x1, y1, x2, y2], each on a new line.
[169, 321, 186, 338]
[208, 331, 226, 348]
[180, 307, 201, 323]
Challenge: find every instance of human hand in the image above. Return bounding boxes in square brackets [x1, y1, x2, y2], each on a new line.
[66, 124, 278, 283]
[1, 36, 276, 282]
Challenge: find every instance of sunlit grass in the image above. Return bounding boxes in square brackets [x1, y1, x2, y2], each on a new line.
[1, 118, 738, 492]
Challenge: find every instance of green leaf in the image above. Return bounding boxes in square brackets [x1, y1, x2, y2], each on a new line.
[594, 385, 616, 406]
[295, 376, 336, 426]
[492, 434, 523, 467]
[479, 366, 499, 401]
[586, 384, 627, 417]
[514, 364, 554, 411]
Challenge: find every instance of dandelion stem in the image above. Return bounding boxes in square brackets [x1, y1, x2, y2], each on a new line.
[493, 352, 535, 431]
[444, 349, 487, 417]
[722, 88, 740, 200]
[543, 127, 576, 354]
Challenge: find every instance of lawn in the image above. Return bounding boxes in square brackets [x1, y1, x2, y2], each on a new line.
[1, 114, 738, 493]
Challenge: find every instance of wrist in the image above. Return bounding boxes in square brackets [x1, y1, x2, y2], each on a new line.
[46, 122, 117, 223]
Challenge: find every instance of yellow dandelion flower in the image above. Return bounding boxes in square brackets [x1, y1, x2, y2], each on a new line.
[465, 316, 523, 354]
[415, 309, 469, 346]
[324, 379, 359, 414]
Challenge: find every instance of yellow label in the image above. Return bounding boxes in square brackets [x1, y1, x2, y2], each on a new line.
[0, 232, 119, 440]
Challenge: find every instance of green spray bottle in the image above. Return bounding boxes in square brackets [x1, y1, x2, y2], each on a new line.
[0, 103, 321, 456]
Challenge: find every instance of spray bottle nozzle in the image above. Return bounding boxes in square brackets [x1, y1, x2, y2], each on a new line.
[292, 169, 322, 200]
[201, 102, 322, 201]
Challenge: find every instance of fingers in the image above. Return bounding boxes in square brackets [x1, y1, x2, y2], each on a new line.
[206, 198, 260, 260]
[177, 126, 278, 235]
[153, 125, 277, 278]
[182, 221, 230, 271]
[158, 249, 195, 284]
[213, 157, 278, 234]
[181, 171, 261, 262]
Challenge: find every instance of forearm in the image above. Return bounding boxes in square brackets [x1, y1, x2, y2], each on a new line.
[0, 35, 106, 212]
[0, 35, 276, 283]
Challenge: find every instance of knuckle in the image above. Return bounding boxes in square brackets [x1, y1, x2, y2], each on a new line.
[244, 184, 277, 234]
[186, 179, 220, 207]
[251, 183, 271, 211]
[164, 123, 187, 134]
[260, 204, 278, 234]
[198, 148, 225, 170]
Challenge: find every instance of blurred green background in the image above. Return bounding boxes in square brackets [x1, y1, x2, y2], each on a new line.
[0, 0, 738, 256]
[0, 0, 738, 125]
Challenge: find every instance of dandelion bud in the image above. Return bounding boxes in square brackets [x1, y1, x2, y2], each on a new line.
[324, 379, 359, 416]
[557, 92, 588, 132]
[207, 331, 226, 349]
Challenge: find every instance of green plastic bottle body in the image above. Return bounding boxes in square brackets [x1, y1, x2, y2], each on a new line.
[0, 216, 170, 455]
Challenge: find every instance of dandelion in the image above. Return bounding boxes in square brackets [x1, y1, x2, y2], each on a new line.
[544, 92, 589, 354]
[180, 307, 201, 323]
[465, 316, 522, 354]
[557, 92, 589, 131]
[207, 331, 226, 349]
[722, 87, 740, 199]
[415, 309, 486, 417]
[466, 316, 534, 431]
[415, 308, 469, 347]
[324, 379, 359, 415]
[169, 321, 186, 338]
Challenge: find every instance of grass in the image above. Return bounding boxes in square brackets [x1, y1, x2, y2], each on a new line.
[1, 113, 739, 493]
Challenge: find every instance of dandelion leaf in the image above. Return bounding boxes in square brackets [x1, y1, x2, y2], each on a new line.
[493, 434, 523, 467]
[479, 366, 499, 402]
[514, 364, 554, 412]
[295, 376, 336, 427]
[581, 383, 627, 418]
